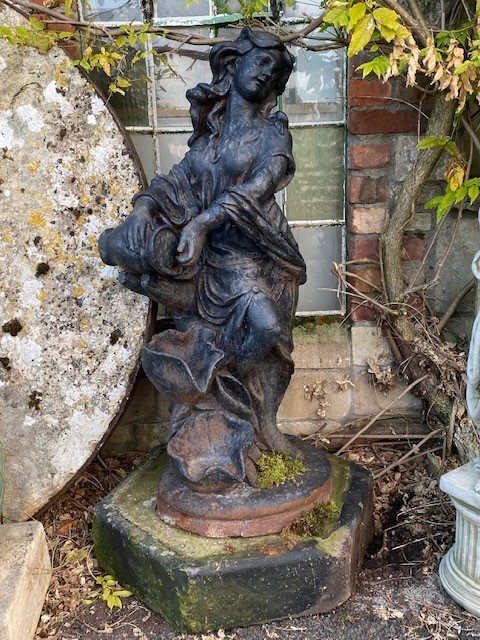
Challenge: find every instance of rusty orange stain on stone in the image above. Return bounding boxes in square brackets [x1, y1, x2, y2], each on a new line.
[2, 228, 12, 244]
[28, 160, 40, 173]
[28, 211, 47, 227]
[72, 285, 84, 298]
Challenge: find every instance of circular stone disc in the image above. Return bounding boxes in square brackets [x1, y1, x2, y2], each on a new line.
[0, 6, 149, 520]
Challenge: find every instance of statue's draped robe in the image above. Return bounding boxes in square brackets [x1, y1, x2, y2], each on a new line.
[107, 113, 306, 487]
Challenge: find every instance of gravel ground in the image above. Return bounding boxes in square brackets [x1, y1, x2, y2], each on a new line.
[55, 567, 480, 640]
[35, 445, 480, 640]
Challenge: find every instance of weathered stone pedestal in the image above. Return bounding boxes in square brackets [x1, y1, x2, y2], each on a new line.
[93, 446, 373, 632]
[439, 460, 480, 616]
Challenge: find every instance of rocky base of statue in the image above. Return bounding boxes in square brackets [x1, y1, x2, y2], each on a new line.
[93, 441, 373, 633]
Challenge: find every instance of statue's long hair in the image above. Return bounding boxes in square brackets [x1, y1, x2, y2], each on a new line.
[186, 27, 294, 147]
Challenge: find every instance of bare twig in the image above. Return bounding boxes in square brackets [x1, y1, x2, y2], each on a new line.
[374, 428, 443, 479]
[406, 0, 429, 31]
[333, 263, 399, 316]
[462, 115, 480, 156]
[335, 374, 430, 455]
[437, 277, 476, 333]
[445, 400, 457, 458]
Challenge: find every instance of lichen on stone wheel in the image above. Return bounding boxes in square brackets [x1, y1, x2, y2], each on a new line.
[0, 5, 149, 521]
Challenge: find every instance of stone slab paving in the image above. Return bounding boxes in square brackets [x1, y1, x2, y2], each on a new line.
[0, 6, 149, 521]
[0, 521, 51, 640]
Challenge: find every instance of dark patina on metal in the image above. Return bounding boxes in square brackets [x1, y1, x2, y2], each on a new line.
[98, 27, 332, 536]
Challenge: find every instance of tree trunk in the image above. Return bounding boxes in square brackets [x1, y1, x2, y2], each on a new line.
[381, 94, 457, 424]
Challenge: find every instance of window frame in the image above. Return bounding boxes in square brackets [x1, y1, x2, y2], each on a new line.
[79, 0, 347, 316]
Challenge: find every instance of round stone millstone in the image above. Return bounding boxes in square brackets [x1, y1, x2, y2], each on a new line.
[0, 6, 149, 521]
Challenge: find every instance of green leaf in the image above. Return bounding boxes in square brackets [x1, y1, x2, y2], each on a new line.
[113, 590, 133, 597]
[356, 54, 389, 78]
[416, 135, 451, 150]
[29, 16, 45, 31]
[436, 189, 457, 222]
[453, 183, 468, 202]
[468, 183, 480, 204]
[116, 77, 132, 88]
[444, 140, 462, 159]
[454, 60, 473, 75]
[347, 3, 366, 30]
[424, 195, 444, 210]
[348, 15, 375, 57]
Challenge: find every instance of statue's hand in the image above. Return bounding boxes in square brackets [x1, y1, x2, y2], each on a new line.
[177, 219, 207, 267]
[125, 200, 156, 252]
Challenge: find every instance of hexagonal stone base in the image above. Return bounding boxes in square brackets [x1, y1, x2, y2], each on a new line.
[93, 447, 373, 633]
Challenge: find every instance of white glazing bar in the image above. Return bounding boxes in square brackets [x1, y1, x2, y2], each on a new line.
[290, 120, 346, 128]
[296, 309, 343, 317]
[288, 220, 345, 228]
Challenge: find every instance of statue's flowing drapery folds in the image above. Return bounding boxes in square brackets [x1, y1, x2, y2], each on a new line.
[99, 27, 306, 495]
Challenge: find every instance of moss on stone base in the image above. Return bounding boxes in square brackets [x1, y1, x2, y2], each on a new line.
[255, 451, 306, 489]
[93, 445, 373, 632]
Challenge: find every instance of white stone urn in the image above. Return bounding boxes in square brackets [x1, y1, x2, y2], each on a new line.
[439, 459, 480, 616]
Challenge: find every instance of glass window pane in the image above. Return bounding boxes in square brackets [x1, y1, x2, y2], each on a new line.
[284, 0, 323, 17]
[293, 226, 343, 313]
[88, 47, 150, 127]
[157, 0, 210, 18]
[157, 132, 190, 174]
[83, 0, 144, 22]
[214, 0, 242, 13]
[286, 127, 344, 221]
[154, 35, 210, 130]
[130, 134, 156, 183]
[283, 46, 345, 124]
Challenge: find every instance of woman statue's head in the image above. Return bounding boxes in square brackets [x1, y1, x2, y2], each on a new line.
[186, 28, 294, 145]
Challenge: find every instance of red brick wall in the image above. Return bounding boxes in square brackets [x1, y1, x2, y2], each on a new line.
[346, 56, 428, 322]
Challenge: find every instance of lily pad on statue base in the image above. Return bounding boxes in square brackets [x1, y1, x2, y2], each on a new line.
[93, 445, 373, 632]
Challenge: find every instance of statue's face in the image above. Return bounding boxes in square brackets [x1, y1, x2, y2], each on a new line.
[233, 47, 284, 103]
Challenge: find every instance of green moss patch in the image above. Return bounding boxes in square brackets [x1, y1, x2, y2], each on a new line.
[284, 500, 341, 538]
[292, 318, 347, 344]
[255, 452, 306, 489]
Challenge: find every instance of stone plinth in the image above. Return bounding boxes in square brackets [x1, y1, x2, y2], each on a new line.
[439, 460, 480, 616]
[93, 447, 373, 632]
[0, 521, 52, 640]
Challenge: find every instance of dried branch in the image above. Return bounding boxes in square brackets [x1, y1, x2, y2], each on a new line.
[437, 277, 476, 333]
[374, 428, 443, 479]
[333, 263, 399, 316]
[335, 374, 430, 455]
[406, 0, 429, 31]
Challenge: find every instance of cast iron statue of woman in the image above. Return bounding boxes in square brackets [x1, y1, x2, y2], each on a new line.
[99, 28, 318, 534]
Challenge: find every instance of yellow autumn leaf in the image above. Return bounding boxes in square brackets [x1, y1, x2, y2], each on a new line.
[348, 15, 375, 57]
[101, 60, 111, 76]
[347, 2, 366, 30]
[377, 23, 396, 43]
[445, 161, 465, 192]
[372, 7, 400, 28]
